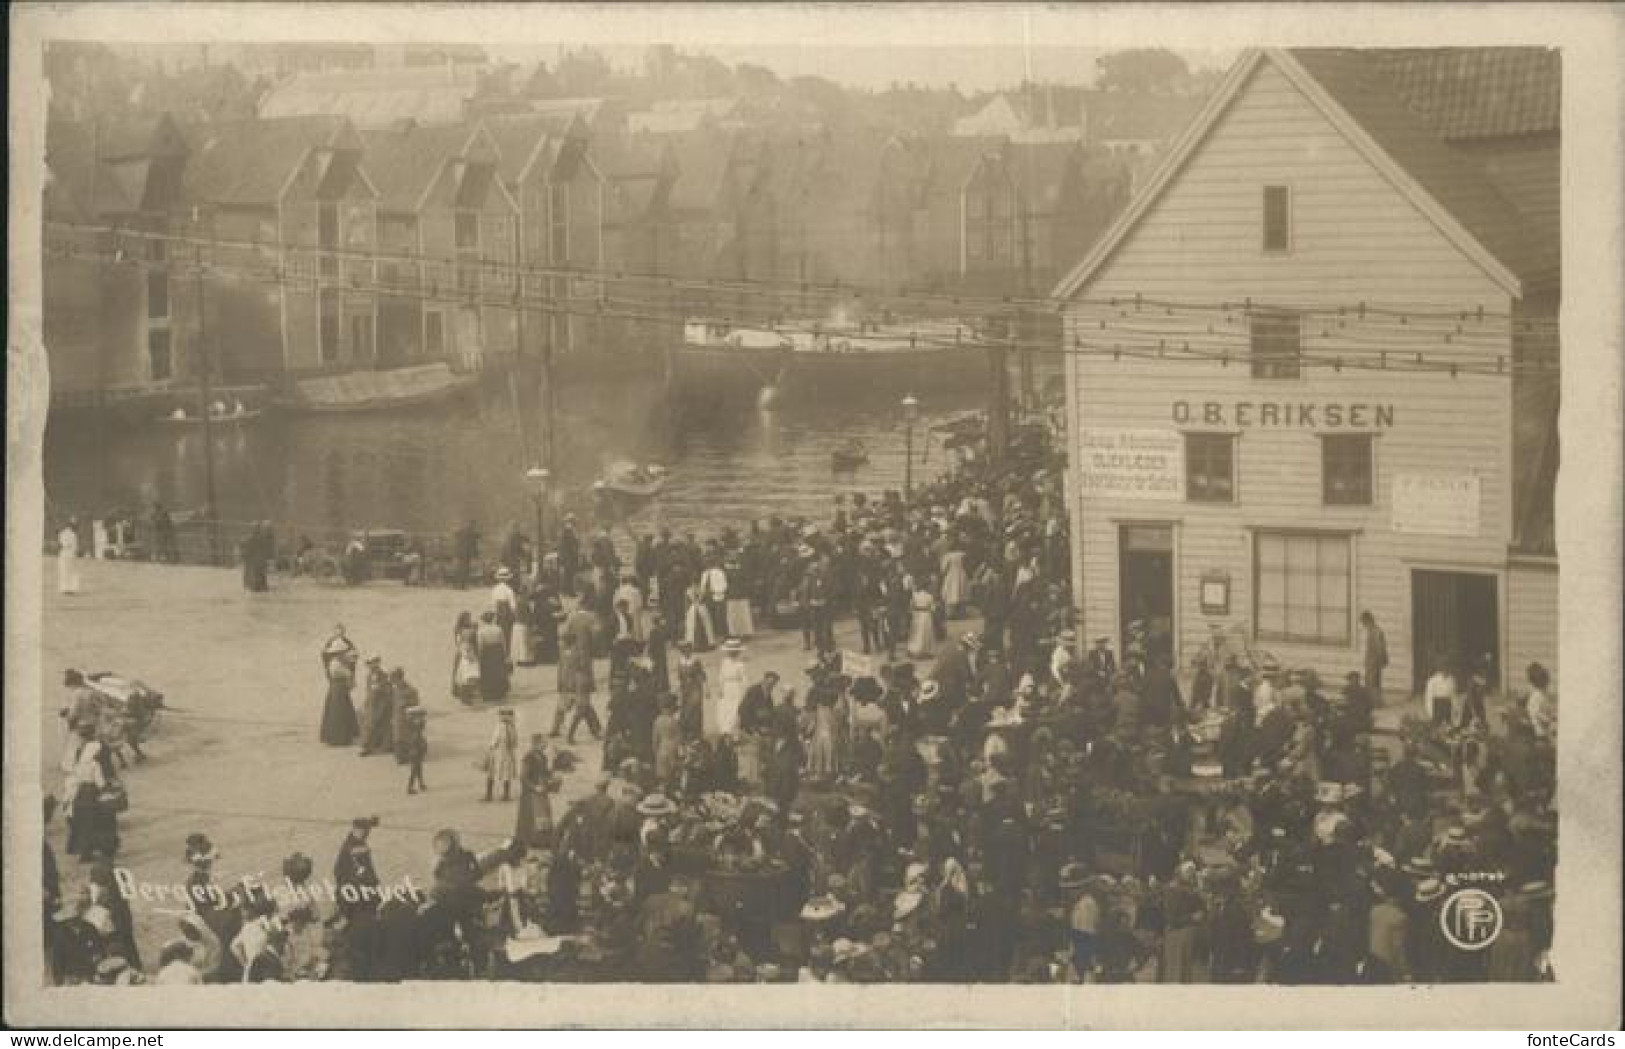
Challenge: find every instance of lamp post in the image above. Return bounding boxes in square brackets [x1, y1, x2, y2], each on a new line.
[901, 393, 920, 499]
[526, 466, 550, 574]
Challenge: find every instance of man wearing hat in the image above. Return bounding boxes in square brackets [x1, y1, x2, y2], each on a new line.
[1085, 636, 1117, 692]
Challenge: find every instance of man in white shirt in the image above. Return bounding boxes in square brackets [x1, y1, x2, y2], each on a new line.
[699, 560, 728, 640]
[1424, 662, 1457, 726]
[1050, 629, 1077, 690]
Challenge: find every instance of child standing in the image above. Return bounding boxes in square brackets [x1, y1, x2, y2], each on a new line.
[404, 708, 429, 795]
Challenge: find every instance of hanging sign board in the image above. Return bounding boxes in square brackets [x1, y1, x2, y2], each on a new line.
[1391, 473, 1481, 537]
[1077, 429, 1184, 501]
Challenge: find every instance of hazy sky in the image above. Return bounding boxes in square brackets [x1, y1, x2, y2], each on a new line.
[487, 42, 1236, 93]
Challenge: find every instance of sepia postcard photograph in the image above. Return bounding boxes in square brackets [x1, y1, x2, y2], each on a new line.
[6, 1, 1621, 1031]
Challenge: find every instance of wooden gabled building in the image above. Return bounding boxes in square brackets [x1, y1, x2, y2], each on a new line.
[1055, 47, 1559, 695]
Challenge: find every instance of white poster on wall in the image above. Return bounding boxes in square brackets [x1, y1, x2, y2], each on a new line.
[1077, 429, 1184, 501]
[1391, 472, 1481, 537]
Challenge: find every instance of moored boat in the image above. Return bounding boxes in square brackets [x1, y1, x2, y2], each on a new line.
[675, 317, 989, 402]
[273, 362, 478, 415]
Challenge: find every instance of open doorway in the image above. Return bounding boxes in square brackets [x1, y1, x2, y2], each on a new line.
[1120, 524, 1175, 666]
[1411, 569, 1500, 692]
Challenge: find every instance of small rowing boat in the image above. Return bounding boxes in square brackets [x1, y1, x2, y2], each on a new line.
[594, 461, 668, 500]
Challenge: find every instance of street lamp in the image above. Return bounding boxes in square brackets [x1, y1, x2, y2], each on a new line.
[525, 466, 550, 574]
[901, 393, 920, 499]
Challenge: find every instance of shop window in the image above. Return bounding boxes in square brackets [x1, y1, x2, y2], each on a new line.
[1250, 309, 1301, 379]
[1322, 433, 1374, 506]
[1185, 433, 1235, 503]
[1254, 531, 1351, 645]
[146, 328, 172, 381]
[1263, 185, 1290, 251]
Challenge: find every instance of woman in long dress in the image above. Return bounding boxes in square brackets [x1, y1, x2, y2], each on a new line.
[58, 519, 83, 595]
[451, 612, 480, 703]
[485, 709, 520, 802]
[714, 639, 747, 738]
[513, 735, 554, 848]
[906, 577, 937, 659]
[477, 611, 510, 702]
[319, 659, 360, 746]
[527, 583, 563, 666]
[939, 547, 969, 619]
[65, 722, 119, 861]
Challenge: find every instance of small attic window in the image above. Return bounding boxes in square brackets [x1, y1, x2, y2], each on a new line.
[1262, 185, 1291, 252]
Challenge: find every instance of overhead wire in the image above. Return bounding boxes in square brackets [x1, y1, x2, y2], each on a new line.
[45, 217, 1563, 332]
[43, 240, 1559, 378]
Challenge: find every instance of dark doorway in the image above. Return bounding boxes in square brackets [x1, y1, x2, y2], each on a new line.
[1120, 524, 1175, 666]
[1411, 570, 1500, 692]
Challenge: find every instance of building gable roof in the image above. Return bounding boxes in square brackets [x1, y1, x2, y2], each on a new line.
[360, 122, 512, 213]
[183, 115, 356, 207]
[1054, 48, 1550, 302]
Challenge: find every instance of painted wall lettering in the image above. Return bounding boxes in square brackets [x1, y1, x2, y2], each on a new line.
[1169, 402, 1396, 429]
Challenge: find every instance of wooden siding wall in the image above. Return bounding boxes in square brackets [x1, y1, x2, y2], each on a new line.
[1066, 60, 1516, 694]
[280, 160, 377, 373]
[1506, 559, 1558, 693]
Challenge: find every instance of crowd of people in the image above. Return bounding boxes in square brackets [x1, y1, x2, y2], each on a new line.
[44, 427, 1559, 987]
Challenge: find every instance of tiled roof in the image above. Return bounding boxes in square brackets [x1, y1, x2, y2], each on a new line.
[357, 123, 475, 210]
[260, 67, 478, 128]
[183, 116, 349, 206]
[1290, 49, 1551, 291]
[481, 113, 560, 185]
[1374, 48, 1560, 140]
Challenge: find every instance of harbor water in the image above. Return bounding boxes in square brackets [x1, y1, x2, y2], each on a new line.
[42, 375, 988, 547]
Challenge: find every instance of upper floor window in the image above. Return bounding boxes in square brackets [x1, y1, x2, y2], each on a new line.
[454, 210, 479, 252]
[1262, 185, 1290, 251]
[1185, 432, 1236, 503]
[1322, 433, 1374, 506]
[146, 270, 169, 321]
[1250, 310, 1301, 380]
[317, 202, 339, 251]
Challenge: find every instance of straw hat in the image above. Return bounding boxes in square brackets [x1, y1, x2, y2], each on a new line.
[919, 680, 941, 703]
[1058, 862, 1090, 890]
[1415, 878, 1447, 904]
[722, 638, 744, 654]
[800, 895, 845, 922]
[636, 793, 678, 817]
[495, 567, 514, 582]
